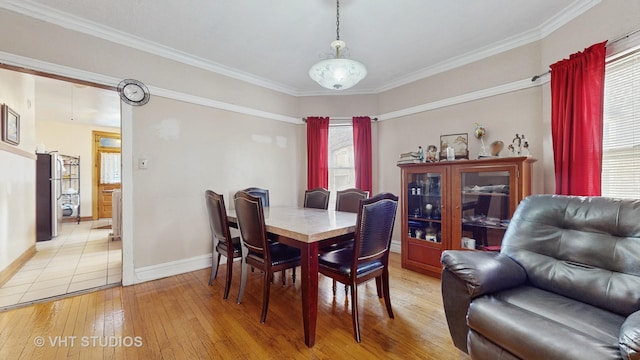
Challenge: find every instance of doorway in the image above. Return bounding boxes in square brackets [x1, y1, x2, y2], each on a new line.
[92, 131, 122, 220]
[0, 65, 123, 309]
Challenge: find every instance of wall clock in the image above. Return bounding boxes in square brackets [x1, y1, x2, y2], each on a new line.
[117, 79, 151, 106]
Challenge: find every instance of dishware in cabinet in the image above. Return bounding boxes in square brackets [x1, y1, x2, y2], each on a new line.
[400, 164, 450, 278]
[451, 158, 535, 252]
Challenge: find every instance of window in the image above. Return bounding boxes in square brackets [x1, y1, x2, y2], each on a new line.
[602, 48, 640, 199]
[328, 125, 355, 208]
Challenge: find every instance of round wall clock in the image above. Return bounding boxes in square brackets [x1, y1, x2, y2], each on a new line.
[117, 79, 151, 106]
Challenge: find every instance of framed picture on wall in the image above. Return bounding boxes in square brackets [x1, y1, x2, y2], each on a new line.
[1, 104, 20, 145]
[439, 133, 468, 160]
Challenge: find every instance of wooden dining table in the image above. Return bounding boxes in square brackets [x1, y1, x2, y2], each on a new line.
[225, 206, 357, 347]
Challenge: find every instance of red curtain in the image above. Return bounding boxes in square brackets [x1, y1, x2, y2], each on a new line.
[306, 116, 329, 189]
[352, 116, 372, 194]
[550, 41, 607, 196]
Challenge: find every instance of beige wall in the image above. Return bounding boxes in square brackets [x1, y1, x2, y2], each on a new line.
[0, 69, 36, 272]
[131, 96, 301, 267]
[35, 121, 120, 218]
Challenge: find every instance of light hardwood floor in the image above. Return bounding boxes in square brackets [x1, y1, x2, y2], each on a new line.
[0, 253, 469, 359]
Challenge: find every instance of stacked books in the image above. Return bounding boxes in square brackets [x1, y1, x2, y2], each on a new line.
[397, 151, 421, 165]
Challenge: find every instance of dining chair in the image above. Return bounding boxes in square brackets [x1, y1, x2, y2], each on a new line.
[329, 188, 370, 294]
[303, 188, 330, 210]
[318, 192, 398, 342]
[335, 188, 369, 213]
[205, 190, 243, 300]
[243, 187, 269, 207]
[234, 191, 301, 323]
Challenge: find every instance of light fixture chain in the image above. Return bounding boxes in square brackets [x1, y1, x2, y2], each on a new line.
[336, 0, 340, 41]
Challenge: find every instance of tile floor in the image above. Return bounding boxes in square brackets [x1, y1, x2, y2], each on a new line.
[0, 219, 121, 309]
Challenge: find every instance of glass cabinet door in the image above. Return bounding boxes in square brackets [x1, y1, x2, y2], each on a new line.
[457, 169, 513, 250]
[407, 172, 443, 244]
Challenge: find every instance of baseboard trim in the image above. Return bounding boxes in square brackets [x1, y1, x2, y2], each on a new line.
[390, 239, 401, 254]
[0, 245, 36, 287]
[62, 216, 93, 223]
[134, 254, 213, 284]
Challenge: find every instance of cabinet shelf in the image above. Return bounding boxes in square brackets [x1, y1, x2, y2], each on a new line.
[409, 217, 442, 223]
[60, 154, 80, 224]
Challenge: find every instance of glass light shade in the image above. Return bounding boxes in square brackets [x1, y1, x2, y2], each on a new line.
[309, 58, 367, 90]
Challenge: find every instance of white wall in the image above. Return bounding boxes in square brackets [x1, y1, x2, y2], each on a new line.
[0, 69, 36, 272]
[35, 121, 120, 218]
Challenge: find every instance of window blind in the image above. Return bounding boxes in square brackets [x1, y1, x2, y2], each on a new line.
[602, 49, 640, 199]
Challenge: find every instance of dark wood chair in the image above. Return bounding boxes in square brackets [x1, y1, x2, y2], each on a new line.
[336, 188, 369, 213]
[243, 187, 269, 207]
[234, 191, 301, 323]
[303, 187, 330, 209]
[318, 192, 398, 342]
[330, 188, 370, 293]
[205, 190, 242, 300]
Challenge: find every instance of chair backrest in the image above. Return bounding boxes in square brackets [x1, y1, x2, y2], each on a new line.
[234, 191, 268, 258]
[502, 194, 640, 317]
[336, 188, 369, 213]
[304, 188, 330, 210]
[243, 187, 270, 207]
[205, 190, 233, 249]
[353, 193, 398, 264]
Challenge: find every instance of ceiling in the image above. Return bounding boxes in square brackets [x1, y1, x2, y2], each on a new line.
[33, 76, 120, 128]
[2, 0, 600, 97]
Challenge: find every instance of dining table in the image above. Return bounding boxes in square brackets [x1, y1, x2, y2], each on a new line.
[225, 206, 357, 347]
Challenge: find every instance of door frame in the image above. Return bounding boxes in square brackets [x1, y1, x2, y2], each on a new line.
[92, 130, 122, 220]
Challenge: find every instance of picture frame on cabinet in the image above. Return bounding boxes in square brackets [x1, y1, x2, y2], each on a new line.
[439, 133, 468, 160]
[1, 104, 20, 145]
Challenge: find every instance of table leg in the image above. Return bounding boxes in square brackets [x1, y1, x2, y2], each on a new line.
[300, 242, 319, 347]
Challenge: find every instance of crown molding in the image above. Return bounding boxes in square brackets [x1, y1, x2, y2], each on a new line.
[375, 0, 601, 94]
[378, 76, 548, 121]
[0, 0, 299, 96]
[0, 50, 300, 124]
[0, 0, 599, 97]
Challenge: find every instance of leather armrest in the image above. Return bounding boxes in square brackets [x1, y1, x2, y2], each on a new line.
[620, 310, 640, 360]
[441, 250, 527, 299]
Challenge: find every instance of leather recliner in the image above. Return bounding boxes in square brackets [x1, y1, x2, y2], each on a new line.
[441, 195, 640, 360]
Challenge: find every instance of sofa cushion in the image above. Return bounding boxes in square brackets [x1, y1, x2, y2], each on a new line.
[467, 286, 625, 360]
[501, 195, 640, 316]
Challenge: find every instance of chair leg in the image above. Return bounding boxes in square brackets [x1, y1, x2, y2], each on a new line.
[350, 281, 361, 343]
[332, 279, 337, 296]
[209, 252, 222, 286]
[223, 256, 233, 300]
[261, 271, 271, 323]
[237, 258, 248, 304]
[382, 268, 394, 319]
[281, 270, 286, 285]
[375, 276, 382, 298]
[345, 284, 348, 296]
[292, 267, 296, 283]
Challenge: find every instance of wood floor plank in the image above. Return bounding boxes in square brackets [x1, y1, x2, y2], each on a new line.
[0, 253, 468, 359]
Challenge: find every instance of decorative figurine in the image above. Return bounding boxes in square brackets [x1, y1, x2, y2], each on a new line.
[417, 146, 425, 162]
[426, 145, 438, 162]
[522, 141, 530, 156]
[490, 140, 504, 156]
[474, 123, 489, 157]
[507, 144, 516, 157]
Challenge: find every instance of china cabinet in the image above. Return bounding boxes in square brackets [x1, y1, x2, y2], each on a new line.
[398, 157, 535, 277]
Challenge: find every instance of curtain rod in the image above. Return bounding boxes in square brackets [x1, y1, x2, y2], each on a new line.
[531, 27, 640, 82]
[301, 116, 378, 123]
